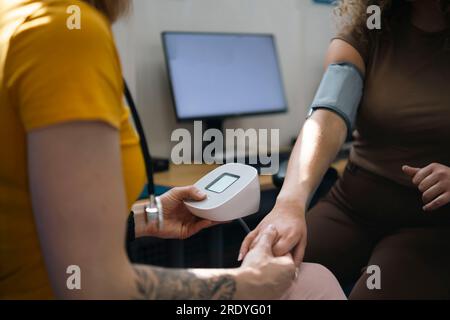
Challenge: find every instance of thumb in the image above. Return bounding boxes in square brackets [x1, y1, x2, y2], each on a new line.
[402, 165, 420, 177]
[253, 225, 278, 255]
[173, 186, 207, 201]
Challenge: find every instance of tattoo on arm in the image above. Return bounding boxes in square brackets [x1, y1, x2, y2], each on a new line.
[133, 265, 236, 300]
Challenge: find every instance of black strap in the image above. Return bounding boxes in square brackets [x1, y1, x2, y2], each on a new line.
[123, 80, 155, 196]
[126, 212, 136, 249]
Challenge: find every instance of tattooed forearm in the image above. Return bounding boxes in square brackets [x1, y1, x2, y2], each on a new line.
[133, 265, 236, 300]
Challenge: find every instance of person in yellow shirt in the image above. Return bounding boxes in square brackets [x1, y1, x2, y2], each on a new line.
[0, 0, 344, 300]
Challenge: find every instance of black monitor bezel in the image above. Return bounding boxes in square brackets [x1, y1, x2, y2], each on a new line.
[161, 31, 289, 122]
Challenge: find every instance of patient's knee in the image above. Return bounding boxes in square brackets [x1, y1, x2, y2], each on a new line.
[282, 263, 346, 300]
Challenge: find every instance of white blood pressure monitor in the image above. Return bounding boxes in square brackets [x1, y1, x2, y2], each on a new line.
[184, 163, 260, 222]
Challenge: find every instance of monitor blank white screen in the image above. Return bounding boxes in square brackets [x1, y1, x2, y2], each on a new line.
[163, 33, 287, 119]
[206, 174, 239, 193]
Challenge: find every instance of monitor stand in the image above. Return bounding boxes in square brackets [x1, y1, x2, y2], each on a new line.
[203, 119, 225, 268]
[202, 118, 290, 172]
[201, 119, 282, 174]
[204, 119, 224, 133]
[202, 119, 225, 158]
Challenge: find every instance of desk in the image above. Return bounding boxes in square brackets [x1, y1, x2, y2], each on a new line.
[155, 159, 347, 190]
[155, 164, 274, 190]
[154, 159, 348, 189]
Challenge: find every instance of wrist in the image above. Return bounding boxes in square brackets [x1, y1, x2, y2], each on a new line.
[231, 267, 259, 300]
[131, 201, 148, 238]
[275, 195, 307, 215]
[276, 185, 311, 210]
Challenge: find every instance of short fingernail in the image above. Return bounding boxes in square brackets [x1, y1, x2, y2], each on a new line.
[196, 189, 206, 197]
[237, 253, 243, 261]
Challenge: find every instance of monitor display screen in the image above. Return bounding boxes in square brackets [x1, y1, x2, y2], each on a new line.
[206, 173, 240, 194]
[162, 32, 287, 120]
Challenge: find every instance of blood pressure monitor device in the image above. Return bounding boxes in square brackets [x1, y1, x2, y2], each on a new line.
[184, 163, 260, 222]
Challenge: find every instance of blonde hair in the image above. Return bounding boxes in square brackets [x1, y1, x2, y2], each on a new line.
[334, 0, 450, 43]
[83, 0, 131, 22]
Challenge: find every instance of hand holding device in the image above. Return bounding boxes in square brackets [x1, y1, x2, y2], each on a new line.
[184, 163, 260, 222]
[132, 186, 221, 239]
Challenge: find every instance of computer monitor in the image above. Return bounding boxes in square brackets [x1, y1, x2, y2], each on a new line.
[162, 32, 288, 127]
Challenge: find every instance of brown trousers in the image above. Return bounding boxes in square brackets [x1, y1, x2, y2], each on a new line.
[304, 161, 450, 299]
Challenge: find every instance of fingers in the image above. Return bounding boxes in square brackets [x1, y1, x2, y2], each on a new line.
[273, 254, 297, 280]
[274, 254, 295, 268]
[272, 234, 297, 257]
[422, 183, 444, 204]
[133, 210, 158, 238]
[238, 228, 260, 262]
[418, 173, 440, 193]
[141, 219, 160, 238]
[172, 186, 207, 201]
[423, 192, 450, 211]
[403, 163, 450, 212]
[292, 240, 306, 266]
[253, 225, 278, 255]
[411, 164, 434, 186]
[133, 210, 147, 227]
[402, 165, 420, 178]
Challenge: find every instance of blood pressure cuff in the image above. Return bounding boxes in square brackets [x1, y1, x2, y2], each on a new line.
[308, 62, 364, 139]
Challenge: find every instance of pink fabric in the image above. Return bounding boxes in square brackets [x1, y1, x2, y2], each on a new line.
[281, 263, 347, 300]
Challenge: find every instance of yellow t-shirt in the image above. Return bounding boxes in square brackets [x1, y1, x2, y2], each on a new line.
[0, 0, 146, 299]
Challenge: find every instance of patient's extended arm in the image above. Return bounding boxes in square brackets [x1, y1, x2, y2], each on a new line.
[239, 39, 365, 265]
[279, 110, 347, 208]
[277, 38, 366, 209]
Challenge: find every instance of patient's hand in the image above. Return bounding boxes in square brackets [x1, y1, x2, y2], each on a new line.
[236, 225, 297, 300]
[403, 163, 450, 211]
[238, 200, 307, 266]
[133, 186, 220, 239]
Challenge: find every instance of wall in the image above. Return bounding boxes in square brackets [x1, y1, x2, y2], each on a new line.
[113, 0, 335, 157]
